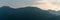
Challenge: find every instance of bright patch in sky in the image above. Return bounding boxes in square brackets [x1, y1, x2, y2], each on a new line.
[32, 0, 60, 11]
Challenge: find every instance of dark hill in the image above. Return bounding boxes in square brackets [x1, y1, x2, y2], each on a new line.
[0, 6, 56, 20]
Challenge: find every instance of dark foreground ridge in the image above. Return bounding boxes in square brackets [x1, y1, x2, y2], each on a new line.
[0, 6, 59, 20]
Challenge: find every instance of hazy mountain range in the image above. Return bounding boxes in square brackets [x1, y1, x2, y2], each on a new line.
[0, 6, 60, 20]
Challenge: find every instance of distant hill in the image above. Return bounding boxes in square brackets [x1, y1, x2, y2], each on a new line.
[48, 9, 60, 15]
[0, 6, 57, 20]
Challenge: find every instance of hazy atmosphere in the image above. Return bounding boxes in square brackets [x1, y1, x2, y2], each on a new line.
[0, 0, 60, 20]
[0, 0, 60, 11]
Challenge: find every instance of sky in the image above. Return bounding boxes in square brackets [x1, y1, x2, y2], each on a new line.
[0, 0, 37, 8]
[0, 0, 60, 11]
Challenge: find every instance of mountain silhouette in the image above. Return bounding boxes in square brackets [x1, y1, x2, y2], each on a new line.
[0, 6, 16, 20]
[0, 6, 57, 20]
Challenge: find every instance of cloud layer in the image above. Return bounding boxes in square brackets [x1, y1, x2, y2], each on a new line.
[0, 0, 60, 11]
[0, 0, 37, 8]
[32, 0, 60, 11]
